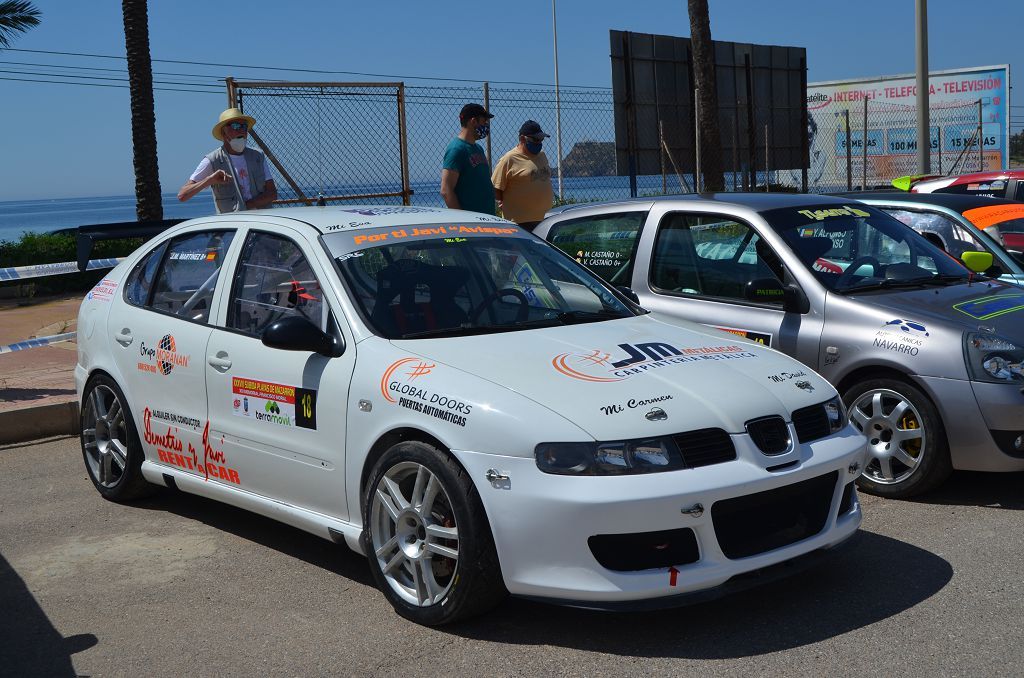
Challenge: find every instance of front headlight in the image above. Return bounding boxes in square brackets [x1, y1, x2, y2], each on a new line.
[536, 437, 685, 475]
[823, 395, 847, 433]
[964, 332, 1024, 383]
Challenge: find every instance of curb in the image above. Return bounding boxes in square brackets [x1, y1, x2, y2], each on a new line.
[0, 401, 79, 445]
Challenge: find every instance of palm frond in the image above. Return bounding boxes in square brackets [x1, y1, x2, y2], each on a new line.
[0, 1, 42, 49]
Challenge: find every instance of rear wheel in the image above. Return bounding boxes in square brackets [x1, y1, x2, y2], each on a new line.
[362, 441, 506, 625]
[80, 374, 153, 501]
[843, 377, 951, 498]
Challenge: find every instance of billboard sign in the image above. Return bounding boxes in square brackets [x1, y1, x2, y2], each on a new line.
[805, 65, 1010, 188]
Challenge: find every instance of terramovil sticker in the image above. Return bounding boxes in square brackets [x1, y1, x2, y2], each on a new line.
[380, 358, 472, 427]
[86, 278, 118, 302]
[873, 318, 930, 356]
[553, 342, 758, 383]
[231, 377, 317, 430]
[954, 295, 1024, 321]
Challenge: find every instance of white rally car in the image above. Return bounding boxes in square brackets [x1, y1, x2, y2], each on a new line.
[76, 206, 865, 625]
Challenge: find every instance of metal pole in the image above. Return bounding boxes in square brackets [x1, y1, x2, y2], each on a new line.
[483, 82, 491, 166]
[225, 76, 236, 107]
[862, 96, 869, 190]
[978, 98, 984, 172]
[660, 121, 667, 194]
[800, 57, 809, 192]
[764, 124, 770, 192]
[732, 112, 738, 191]
[694, 88, 701, 193]
[845, 110, 853, 191]
[915, 0, 930, 173]
[552, 0, 564, 200]
[397, 84, 412, 206]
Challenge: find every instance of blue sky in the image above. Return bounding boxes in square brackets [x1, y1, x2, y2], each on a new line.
[2, 0, 1022, 201]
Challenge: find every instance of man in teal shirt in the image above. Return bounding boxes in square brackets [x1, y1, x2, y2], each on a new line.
[441, 103, 496, 215]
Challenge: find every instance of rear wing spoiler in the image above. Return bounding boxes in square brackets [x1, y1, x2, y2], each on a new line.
[891, 174, 942, 191]
[76, 219, 186, 271]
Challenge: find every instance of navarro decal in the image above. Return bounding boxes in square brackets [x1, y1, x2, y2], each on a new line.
[381, 358, 472, 427]
[554, 342, 758, 382]
[872, 318, 929, 356]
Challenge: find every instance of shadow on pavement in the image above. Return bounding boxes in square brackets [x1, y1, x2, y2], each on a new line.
[131, 488, 375, 587]
[907, 470, 1024, 510]
[0, 553, 97, 676]
[0, 387, 76, 402]
[448, 530, 951, 659]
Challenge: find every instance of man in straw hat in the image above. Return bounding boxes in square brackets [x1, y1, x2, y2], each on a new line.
[178, 107, 277, 213]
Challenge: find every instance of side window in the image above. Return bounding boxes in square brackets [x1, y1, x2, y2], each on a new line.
[651, 213, 782, 305]
[546, 211, 645, 284]
[883, 208, 984, 256]
[227, 232, 325, 337]
[149, 231, 234, 323]
[124, 242, 167, 307]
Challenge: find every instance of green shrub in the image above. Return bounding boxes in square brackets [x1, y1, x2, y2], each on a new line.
[0, 232, 143, 295]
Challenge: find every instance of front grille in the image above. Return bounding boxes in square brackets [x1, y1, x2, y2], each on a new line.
[746, 416, 791, 455]
[712, 471, 839, 559]
[792, 403, 832, 443]
[589, 527, 700, 571]
[673, 428, 736, 468]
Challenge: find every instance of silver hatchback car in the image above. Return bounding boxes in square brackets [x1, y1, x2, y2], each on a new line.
[535, 193, 1024, 498]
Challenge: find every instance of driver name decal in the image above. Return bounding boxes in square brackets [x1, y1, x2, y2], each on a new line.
[554, 342, 758, 382]
[797, 205, 871, 221]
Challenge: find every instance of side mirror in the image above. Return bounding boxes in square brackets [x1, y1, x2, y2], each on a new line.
[262, 316, 341, 357]
[616, 286, 640, 305]
[961, 251, 994, 274]
[745, 278, 809, 314]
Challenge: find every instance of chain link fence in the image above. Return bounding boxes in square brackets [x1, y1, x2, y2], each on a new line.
[229, 80, 990, 209]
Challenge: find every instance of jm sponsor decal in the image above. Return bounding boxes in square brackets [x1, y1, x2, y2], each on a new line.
[553, 342, 758, 382]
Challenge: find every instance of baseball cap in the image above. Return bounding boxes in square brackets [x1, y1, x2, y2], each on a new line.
[518, 120, 550, 138]
[460, 103, 494, 124]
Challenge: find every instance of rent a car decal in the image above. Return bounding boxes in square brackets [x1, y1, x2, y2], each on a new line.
[137, 334, 190, 375]
[380, 358, 472, 427]
[143, 408, 240, 484]
[231, 377, 317, 430]
[553, 342, 759, 382]
[953, 294, 1024, 321]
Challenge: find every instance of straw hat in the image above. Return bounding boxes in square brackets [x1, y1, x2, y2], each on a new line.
[212, 107, 257, 141]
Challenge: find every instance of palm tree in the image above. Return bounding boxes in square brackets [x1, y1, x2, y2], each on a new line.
[122, 0, 162, 221]
[0, 1, 41, 48]
[687, 0, 725, 191]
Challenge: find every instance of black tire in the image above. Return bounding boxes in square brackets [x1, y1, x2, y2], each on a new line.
[843, 377, 951, 499]
[361, 440, 506, 625]
[80, 373, 153, 501]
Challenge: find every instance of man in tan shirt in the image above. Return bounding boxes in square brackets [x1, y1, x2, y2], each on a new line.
[491, 120, 554, 231]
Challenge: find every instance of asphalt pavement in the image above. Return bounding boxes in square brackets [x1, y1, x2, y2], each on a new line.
[1, 436, 1023, 677]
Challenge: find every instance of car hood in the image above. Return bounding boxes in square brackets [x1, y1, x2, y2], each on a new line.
[392, 315, 833, 440]
[850, 280, 1024, 335]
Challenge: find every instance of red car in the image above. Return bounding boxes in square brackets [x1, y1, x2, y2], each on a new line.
[894, 170, 1024, 253]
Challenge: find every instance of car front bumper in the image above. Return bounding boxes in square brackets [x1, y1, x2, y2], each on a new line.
[453, 428, 865, 604]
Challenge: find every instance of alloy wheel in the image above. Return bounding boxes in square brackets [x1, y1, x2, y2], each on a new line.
[848, 388, 926, 485]
[82, 384, 129, 488]
[369, 461, 460, 607]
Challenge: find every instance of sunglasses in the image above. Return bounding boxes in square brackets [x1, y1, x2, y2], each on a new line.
[226, 121, 248, 132]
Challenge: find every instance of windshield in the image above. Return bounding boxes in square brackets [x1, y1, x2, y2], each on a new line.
[761, 204, 972, 293]
[334, 231, 636, 339]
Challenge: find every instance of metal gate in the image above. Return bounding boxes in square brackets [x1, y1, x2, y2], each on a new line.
[226, 79, 412, 206]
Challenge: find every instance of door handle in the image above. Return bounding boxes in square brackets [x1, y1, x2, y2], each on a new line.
[115, 328, 133, 346]
[207, 351, 232, 372]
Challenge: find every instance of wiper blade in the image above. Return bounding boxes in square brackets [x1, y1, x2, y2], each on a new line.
[397, 325, 494, 339]
[839, 275, 967, 293]
[553, 309, 631, 324]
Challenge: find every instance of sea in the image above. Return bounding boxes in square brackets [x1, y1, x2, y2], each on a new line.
[0, 175, 681, 244]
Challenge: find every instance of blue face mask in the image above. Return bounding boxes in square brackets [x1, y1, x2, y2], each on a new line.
[475, 124, 490, 140]
[525, 141, 543, 155]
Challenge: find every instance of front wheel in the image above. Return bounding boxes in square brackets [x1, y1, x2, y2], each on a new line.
[843, 377, 951, 498]
[362, 441, 506, 625]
